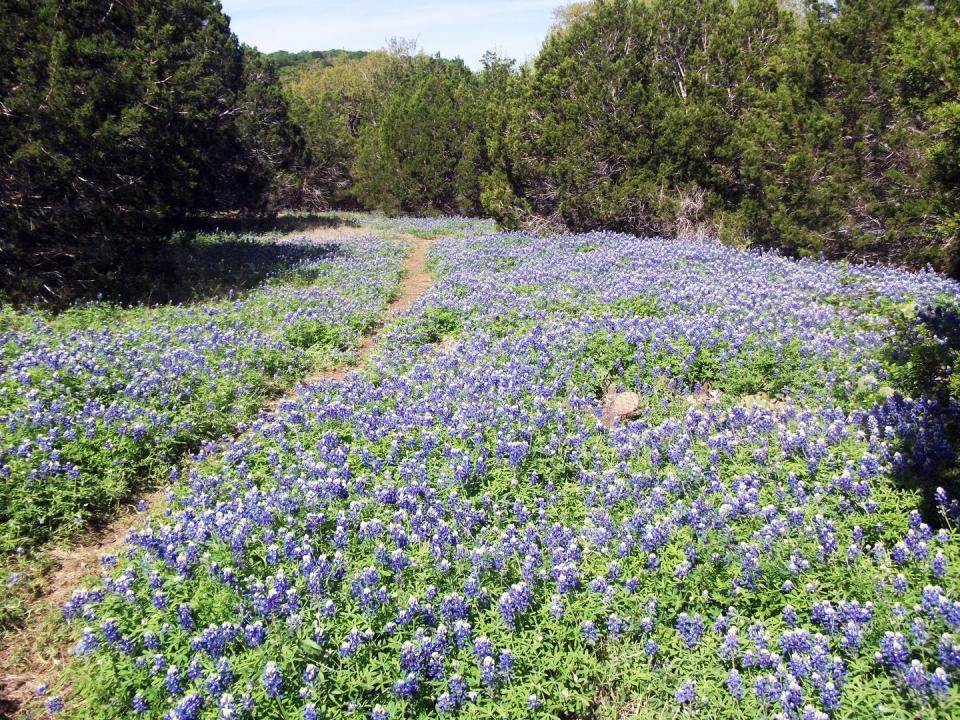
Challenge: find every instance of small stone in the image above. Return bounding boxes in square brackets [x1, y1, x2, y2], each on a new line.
[600, 390, 640, 428]
[437, 337, 460, 353]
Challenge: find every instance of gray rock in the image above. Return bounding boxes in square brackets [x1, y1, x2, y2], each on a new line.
[600, 390, 641, 428]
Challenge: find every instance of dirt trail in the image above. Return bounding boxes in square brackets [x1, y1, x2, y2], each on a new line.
[0, 491, 164, 717]
[294, 232, 433, 385]
[0, 230, 437, 717]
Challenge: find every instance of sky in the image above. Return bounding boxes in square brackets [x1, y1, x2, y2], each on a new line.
[219, 1, 561, 69]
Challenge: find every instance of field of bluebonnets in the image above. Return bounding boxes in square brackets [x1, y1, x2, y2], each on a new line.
[20, 227, 960, 719]
[0, 230, 407, 560]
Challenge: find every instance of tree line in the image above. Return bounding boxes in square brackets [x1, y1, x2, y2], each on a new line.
[2, 0, 959, 304]
[289, 0, 960, 273]
[1, 0, 309, 302]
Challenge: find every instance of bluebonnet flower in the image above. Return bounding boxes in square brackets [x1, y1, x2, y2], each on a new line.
[427, 651, 446, 680]
[75, 628, 99, 656]
[548, 595, 565, 619]
[607, 613, 627, 638]
[132, 693, 148, 714]
[243, 622, 266, 649]
[453, 619, 472, 648]
[498, 649, 515, 678]
[725, 669, 743, 699]
[46, 697, 64, 714]
[933, 552, 948, 578]
[263, 661, 282, 698]
[436, 692, 456, 712]
[497, 582, 532, 629]
[878, 632, 910, 669]
[472, 636, 494, 659]
[931, 667, 951, 696]
[675, 680, 697, 704]
[718, 627, 739, 661]
[676, 613, 705, 648]
[165, 665, 185, 696]
[218, 693, 238, 719]
[480, 655, 497, 686]
[755, 675, 780, 704]
[905, 660, 928, 697]
[46, 231, 960, 720]
[782, 605, 798, 627]
[440, 592, 469, 622]
[449, 674, 467, 704]
[911, 617, 929, 645]
[177, 604, 195, 631]
[820, 681, 841, 711]
[392, 672, 419, 699]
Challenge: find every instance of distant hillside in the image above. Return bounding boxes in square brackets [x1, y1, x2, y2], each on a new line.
[265, 49, 369, 73]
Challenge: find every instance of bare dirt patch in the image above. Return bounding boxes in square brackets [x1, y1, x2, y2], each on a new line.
[0, 492, 163, 716]
[287, 224, 378, 243]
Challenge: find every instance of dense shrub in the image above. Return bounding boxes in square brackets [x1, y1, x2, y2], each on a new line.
[0, 0, 308, 304]
[281, 0, 960, 273]
[882, 304, 960, 523]
[485, 0, 959, 267]
[351, 58, 482, 214]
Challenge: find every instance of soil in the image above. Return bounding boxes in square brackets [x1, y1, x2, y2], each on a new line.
[304, 232, 434, 384]
[0, 493, 164, 718]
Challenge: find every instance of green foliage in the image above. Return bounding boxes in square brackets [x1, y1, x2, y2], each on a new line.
[231, 48, 310, 212]
[0, 0, 308, 304]
[479, 169, 530, 230]
[285, 48, 520, 218]
[285, 51, 407, 207]
[887, 4, 960, 272]
[265, 49, 368, 74]
[879, 302, 960, 525]
[270, 1, 960, 270]
[599, 294, 653, 315]
[471, 0, 959, 270]
[351, 57, 483, 214]
[689, 339, 812, 397]
[883, 304, 960, 403]
[420, 306, 464, 343]
[7, 0, 959, 303]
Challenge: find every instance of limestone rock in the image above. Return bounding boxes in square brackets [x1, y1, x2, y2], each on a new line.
[600, 389, 641, 428]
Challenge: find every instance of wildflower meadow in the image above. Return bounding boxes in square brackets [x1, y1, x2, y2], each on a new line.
[51, 230, 960, 719]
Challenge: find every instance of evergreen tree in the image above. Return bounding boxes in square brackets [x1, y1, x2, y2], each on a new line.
[1, 0, 309, 302]
[887, 0, 960, 271]
[351, 57, 481, 214]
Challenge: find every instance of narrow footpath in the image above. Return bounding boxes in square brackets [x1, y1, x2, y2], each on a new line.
[294, 232, 433, 385]
[0, 231, 438, 717]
